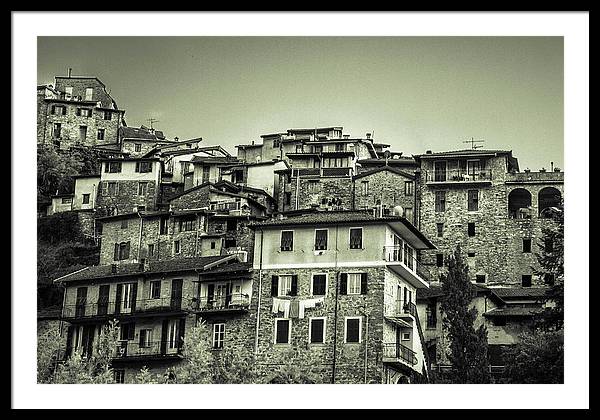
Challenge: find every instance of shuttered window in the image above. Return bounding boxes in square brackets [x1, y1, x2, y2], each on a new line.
[277, 275, 297, 297]
[315, 229, 328, 250]
[311, 274, 327, 296]
[468, 189, 479, 211]
[435, 191, 446, 212]
[349, 228, 362, 249]
[345, 318, 361, 343]
[309, 318, 325, 344]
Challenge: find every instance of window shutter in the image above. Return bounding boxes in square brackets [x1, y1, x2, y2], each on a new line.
[127, 322, 135, 341]
[178, 318, 186, 350]
[124, 242, 130, 259]
[361, 273, 368, 295]
[339, 273, 347, 295]
[115, 284, 122, 314]
[271, 276, 279, 297]
[113, 243, 119, 261]
[160, 319, 169, 355]
[290, 275, 298, 296]
[135, 162, 140, 173]
[115, 182, 120, 196]
[51, 105, 56, 114]
[130, 282, 137, 312]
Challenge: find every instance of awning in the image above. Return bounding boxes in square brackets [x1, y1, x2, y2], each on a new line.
[384, 316, 412, 328]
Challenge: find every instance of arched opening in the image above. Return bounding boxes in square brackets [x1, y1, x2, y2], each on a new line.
[538, 187, 562, 217]
[508, 188, 532, 219]
[396, 375, 410, 384]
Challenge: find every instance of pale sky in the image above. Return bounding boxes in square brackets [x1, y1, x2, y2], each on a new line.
[38, 36, 564, 170]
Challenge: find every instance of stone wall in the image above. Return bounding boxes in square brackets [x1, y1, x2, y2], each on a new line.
[96, 180, 159, 215]
[287, 176, 354, 211]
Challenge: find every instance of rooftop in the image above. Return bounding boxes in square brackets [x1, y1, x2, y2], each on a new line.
[415, 149, 512, 159]
[483, 306, 546, 317]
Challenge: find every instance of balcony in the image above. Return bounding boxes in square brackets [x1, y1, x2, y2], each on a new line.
[209, 200, 244, 214]
[424, 169, 493, 185]
[192, 293, 250, 314]
[396, 301, 417, 319]
[61, 297, 193, 320]
[382, 342, 418, 366]
[383, 246, 431, 287]
[114, 340, 183, 361]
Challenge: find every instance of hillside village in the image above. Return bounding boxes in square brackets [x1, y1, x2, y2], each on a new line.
[37, 75, 564, 384]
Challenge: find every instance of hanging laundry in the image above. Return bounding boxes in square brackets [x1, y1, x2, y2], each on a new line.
[272, 297, 291, 318]
[298, 296, 325, 319]
[289, 300, 300, 318]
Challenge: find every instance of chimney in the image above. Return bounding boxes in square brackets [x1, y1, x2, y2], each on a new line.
[174, 136, 179, 141]
[111, 264, 118, 274]
[550, 161, 554, 172]
[426, 150, 432, 154]
[366, 133, 372, 140]
[343, 134, 350, 139]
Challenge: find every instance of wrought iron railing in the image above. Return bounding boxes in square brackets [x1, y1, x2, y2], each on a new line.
[396, 300, 418, 318]
[114, 340, 183, 359]
[382, 342, 418, 366]
[62, 297, 193, 319]
[382, 246, 431, 283]
[425, 169, 492, 183]
[290, 167, 353, 178]
[192, 293, 250, 312]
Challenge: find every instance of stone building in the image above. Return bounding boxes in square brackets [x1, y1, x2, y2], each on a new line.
[37, 76, 126, 150]
[249, 210, 436, 383]
[415, 149, 563, 287]
[53, 255, 249, 383]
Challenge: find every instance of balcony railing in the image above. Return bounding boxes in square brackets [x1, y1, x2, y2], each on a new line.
[114, 340, 183, 359]
[291, 167, 353, 178]
[382, 342, 418, 366]
[192, 293, 250, 312]
[209, 201, 242, 212]
[383, 246, 431, 283]
[396, 300, 418, 318]
[425, 169, 492, 183]
[62, 297, 193, 319]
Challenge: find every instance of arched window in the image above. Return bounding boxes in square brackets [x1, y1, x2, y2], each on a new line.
[508, 188, 532, 219]
[538, 187, 562, 217]
[396, 375, 410, 384]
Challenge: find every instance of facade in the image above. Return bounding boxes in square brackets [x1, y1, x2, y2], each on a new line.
[37, 77, 125, 149]
[250, 210, 436, 383]
[416, 149, 563, 287]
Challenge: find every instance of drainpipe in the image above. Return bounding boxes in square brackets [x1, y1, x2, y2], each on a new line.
[331, 225, 340, 383]
[254, 229, 264, 355]
[137, 212, 143, 262]
[53, 282, 67, 382]
[364, 308, 369, 383]
[294, 168, 300, 210]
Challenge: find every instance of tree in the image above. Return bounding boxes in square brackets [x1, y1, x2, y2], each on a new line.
[37, 322, 65, 384]
[439, 245, 490, 383]
[502, 328, 564, 383]
[170, 319, 214, 384]
[264, 347, 323, 384]
[212, 347, 258, 384]
[50, 319, 120, 384]
[535, 204, 564, 329]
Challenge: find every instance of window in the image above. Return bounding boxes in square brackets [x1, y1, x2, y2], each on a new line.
[179, 218, 195, 232]
[544, 273, 556, 286]
[210, 241, 216, 250]
[404, 207, 413, 221]
[468, 190, 479, 211]
[51, 105, 66, 115]
[104, 110, 112, 120]
[307, 181, 319, 193]
[476, 274, 486, 284]
[77, 126, 87, 142]
[544, 238, 554, 253]
[426, 302, 437, 329]
[148, 243, 155, 257]
[114, 241, 130, 261]
[349, 228, 362, 249]
[522, 274, 532, 287]
[85, 87, 94, 101]
[121, 219, 128, 229]
[436, 254, 444, 267]
[315, 229, 328, 251]
[401, 332, 411, 341]
[139, 329, 152, 348]
[523, 238, 532, 253]
[345, 317, 361, 343]
[468, 222, 476, 237]
[113, 369, 125, 384]
[119, 322, 135, 341]
[149, 281, 161, 299]
[97, 129, 105, 140]
[159, 217, 169, 235]
[53, 123, 61, 138]
[213, 323, 225, 349]
[436, 223, 444, 237]
[137, 205, 145, 211]
[106, 161, 122, 173]
[362, 181, 369, 195]
[76, 108, 92, 117]
[61, 197, 72, 204]
[280, 230, 294, 251]
[134, 143, 142, 152]
[277, 275, 296, 297]
[272, 138, 281, 149]
[347, 273, 362, 295]
[82, 193, 90, 204]
[65, 86, 73, 97]
[404, 181, 414, 196]
[135, 161, 152, 173]
[274, 319, 290, 344]
[311, 274, 327, 296]
[468, 252, 475, 258]
[309, 318, 326, 344]
[435, 191, 446, 212]
[173, 240, 181, 254]
[105, 182, 118, 196]
[138, 182, 148, 196]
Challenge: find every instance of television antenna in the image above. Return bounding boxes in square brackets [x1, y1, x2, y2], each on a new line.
[146, 118, 160, 130]
[463, 137, 484, 149]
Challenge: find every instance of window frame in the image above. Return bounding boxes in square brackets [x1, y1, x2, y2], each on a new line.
[274, 318, 291, 345]
[277, 275, 294, 297]
[310, 273, 328, 296]
[173, 240, 181, 255]
[212, 323, 225, 349]
[435, 190, 446, 212]
[82, 193, 90, 205]
[97, 128, 105, 141]
[314, 228, 329, 251]
[467, 189, 479, 212]
[468, 222, 476, 237]
[280, 230, 294, 251]
[346, 273, 362, 295]
[349, 227, 363, 250]
[436, 222, 444, 238]
[404, 180, 414, 196]
[149, 280, 161, 299]
[344, 316, 362, 344]
[308, 317, 327, 344]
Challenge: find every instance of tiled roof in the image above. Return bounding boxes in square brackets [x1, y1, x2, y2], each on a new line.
[416, 285, 445, 300]
[416, 149, 512, 158]
[199, 261, 252, 276]
[490, 287, 553, 299]
[354, 166, 416, 180]
[483, 306, 546, 317]
[119, 126, 159, 140]
[252, 210, 405, 227]
[54, 256, 232, 283]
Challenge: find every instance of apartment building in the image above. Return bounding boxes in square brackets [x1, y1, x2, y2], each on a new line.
[54, 254, 248, 383]
[37, 76, 125, 149]
[250, 210, 436, 384]
[416, 149, 563, 287]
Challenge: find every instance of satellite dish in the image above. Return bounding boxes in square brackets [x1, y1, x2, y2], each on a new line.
[392, 205, 404, 216]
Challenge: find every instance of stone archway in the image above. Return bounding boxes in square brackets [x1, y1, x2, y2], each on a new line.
[508, 188, 532, 219]
[538, 187, 562, 217]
